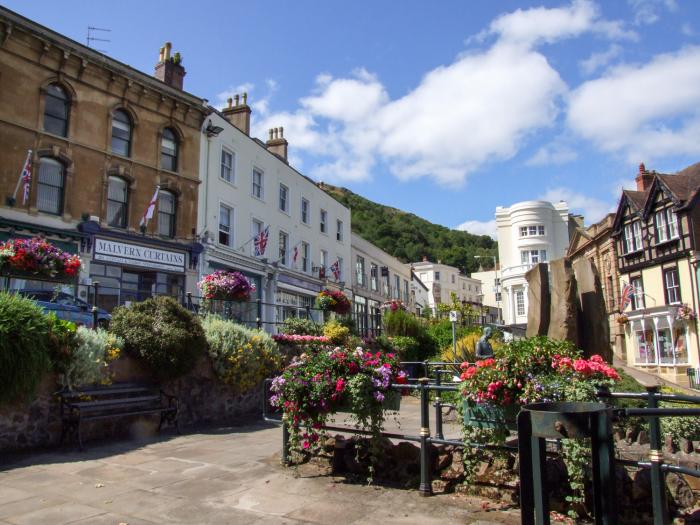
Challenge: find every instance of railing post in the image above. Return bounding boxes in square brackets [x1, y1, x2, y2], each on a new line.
[281, 413, 290, 466]
[257, 298, 263, 329]
[186, 292, 193, 311]
[647, 385, 668, 525]
[92, 306, 98, 330]
[418, 377, 432, 496]
[434, 371, 444, 440]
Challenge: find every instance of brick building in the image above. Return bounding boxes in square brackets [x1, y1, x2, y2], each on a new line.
[0, 7, 209, 308]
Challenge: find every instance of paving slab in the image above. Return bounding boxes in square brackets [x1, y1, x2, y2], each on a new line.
[4, 502, 104, 525]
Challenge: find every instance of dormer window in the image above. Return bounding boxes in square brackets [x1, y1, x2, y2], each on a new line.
[655, 208, 679, 243]
[623, 221, 643, 254]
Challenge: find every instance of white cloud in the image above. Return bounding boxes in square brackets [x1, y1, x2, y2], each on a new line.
[526, 142, 578, 166]
[568, 46, 700, 161]
[246, 1, 637, 185]
[540, 187, 615, 223]
[579, 44, 623, 75]
[628, 0, 677, 26]
[455, 219, 497, 239]
[681, 23, 695, 37]
[216, 83, 255, 108]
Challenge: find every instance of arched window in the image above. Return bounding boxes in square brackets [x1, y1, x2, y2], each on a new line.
[157, 190, 176, 238]
[160, 128, 178, 172]
[111, 109, 132, 157]
[43, 84, 70, 137]
[107, 176, 128, 228]
[36, 158, 65, 215]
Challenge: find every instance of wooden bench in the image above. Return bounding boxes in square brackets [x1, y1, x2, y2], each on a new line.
[58, 383, 179, 449]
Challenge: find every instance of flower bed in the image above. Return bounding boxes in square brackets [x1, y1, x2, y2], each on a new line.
[272, 334, 330, 345]
[315, 289, 351, 315]
[198, 270, 255, 301]
[270, 347, 407, 454]
[0, 238, 81, 279]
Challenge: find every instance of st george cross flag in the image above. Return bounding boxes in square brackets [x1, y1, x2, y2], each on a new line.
[254, 226, 270, 256]
[330, 259, 341, 281]
[620, 283, 634, 312]
[140, 185, 160, 227]
[20, 150, 32, 205]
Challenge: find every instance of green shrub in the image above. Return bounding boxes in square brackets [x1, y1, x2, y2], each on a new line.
[61, 327, 124, 388]
[46, 314, 78, 375]
[202, 316, 282, 393]
[0, 292, 51, 403]
[427, 319, 474, 351]
[110, 296, 206, 380]
[383, 309, 436, 360]
[323, 319, 350, 345]
[280, 317, 322, 336]
[389, 336, 421, 361]
[660, 387, 700, 444]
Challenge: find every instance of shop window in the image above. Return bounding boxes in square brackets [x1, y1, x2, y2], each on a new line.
[158, 190, 176, 238]
[219, 204, 232, 246]
[36, 158, 65, 215]
[111, 109, 132, 157]
[160, 128, 178, 172]
[107, 176, 128, 228]
[634, 328, 656, 364]
[220, 148, 234, 183]
[44, 83, 69, 137]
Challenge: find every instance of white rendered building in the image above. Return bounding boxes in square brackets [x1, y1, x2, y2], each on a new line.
[495, 200, 574, 326]
[197, 96, 351, 331]
[412, 259, 482, 313]
[351, 233, 414, 336]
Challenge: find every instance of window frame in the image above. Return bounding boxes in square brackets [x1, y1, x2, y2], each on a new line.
[36, 157, 65, 215]
[160, 128, 179, 172]
[630, 276, 645, 310]
[336, 219, 343, 242]
[218, 203, 233, 247]
[43, 83, 70, 137]
[320, 209, 327, 234]
[301, 241, 310, 273]
[663, 268, 681, 305]
[370, 263, 378, 291]
[356, 256, 365, 286]
[301, 198, 310, 225]
[279, 183, 289, 214]
[106, 175, 129, 229]
[220, 148, 235, 184]
[157, 190, 176, 238]
[252, 168, 264, 200]
[251, 218, 264, 256]
[515, 290, 525, 316]
[278, 230, 289, 266]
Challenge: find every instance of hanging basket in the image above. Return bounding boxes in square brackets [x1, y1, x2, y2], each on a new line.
[336, 389, 402, 413]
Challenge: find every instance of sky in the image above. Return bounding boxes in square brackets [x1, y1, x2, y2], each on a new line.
[5, 0, 700, 238]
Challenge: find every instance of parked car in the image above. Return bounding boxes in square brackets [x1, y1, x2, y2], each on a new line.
[17, 289, 111, 328]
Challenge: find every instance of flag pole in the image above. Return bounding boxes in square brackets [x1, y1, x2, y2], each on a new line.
[12, 149, 32, 202]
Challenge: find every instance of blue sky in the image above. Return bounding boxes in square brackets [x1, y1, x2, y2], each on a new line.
[5, 0, 700, 237]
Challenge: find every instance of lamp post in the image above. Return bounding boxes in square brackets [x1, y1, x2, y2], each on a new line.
[475, 255, 501, 324]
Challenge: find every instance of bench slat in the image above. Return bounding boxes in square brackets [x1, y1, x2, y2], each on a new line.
[67, 395, 162, 410]
[60, 386, 159, 398]
[75, 406, 176, 421]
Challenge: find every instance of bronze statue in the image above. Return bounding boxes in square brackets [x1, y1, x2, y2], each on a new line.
[475, 326, 494, 359]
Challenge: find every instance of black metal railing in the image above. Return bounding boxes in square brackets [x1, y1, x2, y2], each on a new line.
[265, 365, 700, 523]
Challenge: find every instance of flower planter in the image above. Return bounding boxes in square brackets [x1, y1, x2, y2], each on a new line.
[463, 401, 519, 430]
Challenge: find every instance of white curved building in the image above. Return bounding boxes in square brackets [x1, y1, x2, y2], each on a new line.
[495, 200, 577, 326]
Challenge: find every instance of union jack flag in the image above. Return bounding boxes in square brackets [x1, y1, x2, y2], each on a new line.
[292, 244, 299, 265]
[620, 283, 634, 312]
[20, 150, 32, 205]
[330, 259, 341, 281]
[254, 226, 269, 256]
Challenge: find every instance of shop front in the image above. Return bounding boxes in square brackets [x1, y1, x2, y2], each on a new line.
[203, 258, 263, 327]
[275, 272, 323, 327]
[84, 232, 192, 312]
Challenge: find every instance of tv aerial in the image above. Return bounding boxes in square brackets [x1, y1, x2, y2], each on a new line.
[87, 26, 111, 53]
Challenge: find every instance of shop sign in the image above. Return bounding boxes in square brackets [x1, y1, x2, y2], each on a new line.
[94, 237, 185, 272]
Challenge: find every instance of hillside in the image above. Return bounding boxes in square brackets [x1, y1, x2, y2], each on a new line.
[320, 184, 497, 274]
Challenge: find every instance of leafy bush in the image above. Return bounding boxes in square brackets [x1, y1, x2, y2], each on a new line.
[46, 314, 78, 374]
[280, 317, 322, 336]
[388, 336, 421, 361]
[202, 316, 282, 394]
[660, 387, 700, 444]
[0, 291, 51, 403]
[110, 296, 207, 380]
[323, 319, 351, 345]
[61, 327, 123, 388]
[383, 309, 436, 360]
[427, 320, 474, 351]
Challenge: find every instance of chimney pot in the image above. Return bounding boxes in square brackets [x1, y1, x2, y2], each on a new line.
[154, 42, 185, 90]
[639, 162, 646, 174]
[227, 97, 233, 109]
[279, 126, 284, 138]
[242, 92, 248, 105]
[234, 94, 239, 106]
[268, 129, 274, 140]
[221, 93, 251, 135]
[164, 42, 172, 60]
[635, 163, 654, 192]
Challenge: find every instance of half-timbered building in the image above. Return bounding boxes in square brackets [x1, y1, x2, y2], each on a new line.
[612, 162, 700, 386]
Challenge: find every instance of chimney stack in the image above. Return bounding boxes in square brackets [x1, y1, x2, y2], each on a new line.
[266, 126, 288, 163]
[221, 93, 251, 135]
[635, 162, 654, 192]
[154, 42, 186, 90]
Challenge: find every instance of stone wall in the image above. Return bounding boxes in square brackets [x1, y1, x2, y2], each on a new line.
[0, 355, 262, 452]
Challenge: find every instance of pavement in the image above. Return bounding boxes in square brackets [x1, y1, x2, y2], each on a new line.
[0, 398, 520, 525]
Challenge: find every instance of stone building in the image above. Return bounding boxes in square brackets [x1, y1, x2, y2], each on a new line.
[567, 213, 621, 358]
[611, 163, 700, 386]
[412, 259, 482, 314]
[0, 7, 208, 308]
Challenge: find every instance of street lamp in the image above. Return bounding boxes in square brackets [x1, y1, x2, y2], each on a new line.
[474, 255, 501, 324]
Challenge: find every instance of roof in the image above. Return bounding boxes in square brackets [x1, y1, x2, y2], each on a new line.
[0, 6, 206, 108]
[622, 190, 646, 211]
[658, 161, 700, 204]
